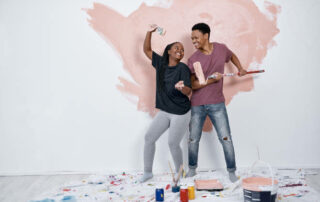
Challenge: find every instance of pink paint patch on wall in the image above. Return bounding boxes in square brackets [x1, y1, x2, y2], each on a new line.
[85, 0, 280, 131]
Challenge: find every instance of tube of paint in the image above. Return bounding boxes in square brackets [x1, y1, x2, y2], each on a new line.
[156, 27, 166, 36]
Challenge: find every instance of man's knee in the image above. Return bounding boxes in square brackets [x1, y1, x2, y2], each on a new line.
[219, 134, 232, 142]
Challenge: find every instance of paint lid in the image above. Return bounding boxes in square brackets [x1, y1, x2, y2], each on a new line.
[188, 182, 195, 187]
[180, 185, 188, 189]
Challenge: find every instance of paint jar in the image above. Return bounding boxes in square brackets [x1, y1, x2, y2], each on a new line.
[188, 182, 195, 200]
[180, 185, 189, 202]
[172, 185, 180, 193]
[156, 27, 166, 36]
[155, 187, 164, 201]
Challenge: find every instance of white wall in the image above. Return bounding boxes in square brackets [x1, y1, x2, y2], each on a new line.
[0, 0, 319, 175]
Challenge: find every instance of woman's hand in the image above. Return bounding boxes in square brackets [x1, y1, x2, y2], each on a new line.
[175, 80, 184, 91]
[148, 24, 158, 33]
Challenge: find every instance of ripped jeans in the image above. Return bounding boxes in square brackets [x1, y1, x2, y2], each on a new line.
[188, 102, 236, 172]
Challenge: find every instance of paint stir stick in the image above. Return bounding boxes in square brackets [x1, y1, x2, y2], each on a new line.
[207, 69, 265, 79]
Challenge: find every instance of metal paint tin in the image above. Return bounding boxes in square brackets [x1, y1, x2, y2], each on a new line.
[155, 187, 164, 201]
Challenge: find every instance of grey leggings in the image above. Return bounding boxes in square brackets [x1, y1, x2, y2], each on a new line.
[144, 110, 191, 173]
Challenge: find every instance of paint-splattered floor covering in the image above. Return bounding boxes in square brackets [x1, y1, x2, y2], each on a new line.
[30, 168, 320, 202]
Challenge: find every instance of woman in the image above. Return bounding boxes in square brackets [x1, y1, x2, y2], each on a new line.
[139, 25, 192, 182]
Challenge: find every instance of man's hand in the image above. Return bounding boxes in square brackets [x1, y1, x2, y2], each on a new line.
[208, 72, 223, 81]
[238, 68, 247, 77]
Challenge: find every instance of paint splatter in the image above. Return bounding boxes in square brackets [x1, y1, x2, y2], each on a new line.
[85, 0, 280, 131]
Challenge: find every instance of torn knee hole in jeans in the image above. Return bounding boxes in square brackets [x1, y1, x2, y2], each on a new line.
[189, 138, 197, 143]
[222, 136, 230, 141]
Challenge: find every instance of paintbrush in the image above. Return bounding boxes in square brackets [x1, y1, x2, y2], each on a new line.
[175, 165, 184, 187]
[168, 161, 176, 183]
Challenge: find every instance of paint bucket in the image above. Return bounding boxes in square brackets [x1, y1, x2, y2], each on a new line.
[155, 187, 164, 201]
[242, 160, 278, 202]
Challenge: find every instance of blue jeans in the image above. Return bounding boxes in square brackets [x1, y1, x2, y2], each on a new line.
[188, 102, 236, 172]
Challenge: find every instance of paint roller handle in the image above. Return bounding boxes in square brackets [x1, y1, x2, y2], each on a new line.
[248, 160, 276, 189]
[207, 72, 222, 80]
[237, 70, 265, 75]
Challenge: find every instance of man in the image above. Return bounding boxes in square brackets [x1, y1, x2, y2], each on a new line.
[187, 23, 247, 182]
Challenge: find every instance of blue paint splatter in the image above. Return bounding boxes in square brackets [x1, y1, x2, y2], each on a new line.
[60, 195, 77, 202]
[30, 199, 55, 202]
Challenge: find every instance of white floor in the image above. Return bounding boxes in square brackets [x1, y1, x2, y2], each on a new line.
[0, 169, 319, 202]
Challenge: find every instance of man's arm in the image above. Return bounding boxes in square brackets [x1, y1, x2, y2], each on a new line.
[230, 52, 247, 76]
[190, 73, 222, 90]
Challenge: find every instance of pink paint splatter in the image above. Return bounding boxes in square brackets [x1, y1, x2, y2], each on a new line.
[85, 0, 280, 131]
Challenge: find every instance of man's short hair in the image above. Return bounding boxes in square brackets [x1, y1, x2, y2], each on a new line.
[192, 23, 211, 39]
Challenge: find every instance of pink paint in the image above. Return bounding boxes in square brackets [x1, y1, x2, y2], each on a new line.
[195, 179, 224, 190]
[193, 62, 206, 84]
[242, 177, 278, 192]
[85, 0, 280, 131]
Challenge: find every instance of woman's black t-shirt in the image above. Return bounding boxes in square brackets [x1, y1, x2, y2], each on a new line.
[152, 51, 191, 115]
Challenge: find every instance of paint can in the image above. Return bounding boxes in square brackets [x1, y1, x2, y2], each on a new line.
[242, 160, 278, 202]
[187, 182, 195, 200]
[172, 185, 180, 193]
[155, 187, 164, 201]
[180, 185, 189, 202]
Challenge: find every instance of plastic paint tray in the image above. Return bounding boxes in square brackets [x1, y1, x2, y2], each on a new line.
[194, 179, 224, 191]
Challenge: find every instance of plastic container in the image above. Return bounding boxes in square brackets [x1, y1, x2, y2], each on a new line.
[242, 160, 278, 202]
[187, 182, 195, 200]
[180, 185, 189, 202]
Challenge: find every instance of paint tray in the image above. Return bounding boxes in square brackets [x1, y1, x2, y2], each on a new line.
[194, 179, 224, 191]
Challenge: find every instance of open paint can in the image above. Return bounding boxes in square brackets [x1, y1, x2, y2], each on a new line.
[242, 160, 278, 202]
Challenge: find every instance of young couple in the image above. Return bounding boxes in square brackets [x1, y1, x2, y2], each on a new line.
[140, 23, 247, 183]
